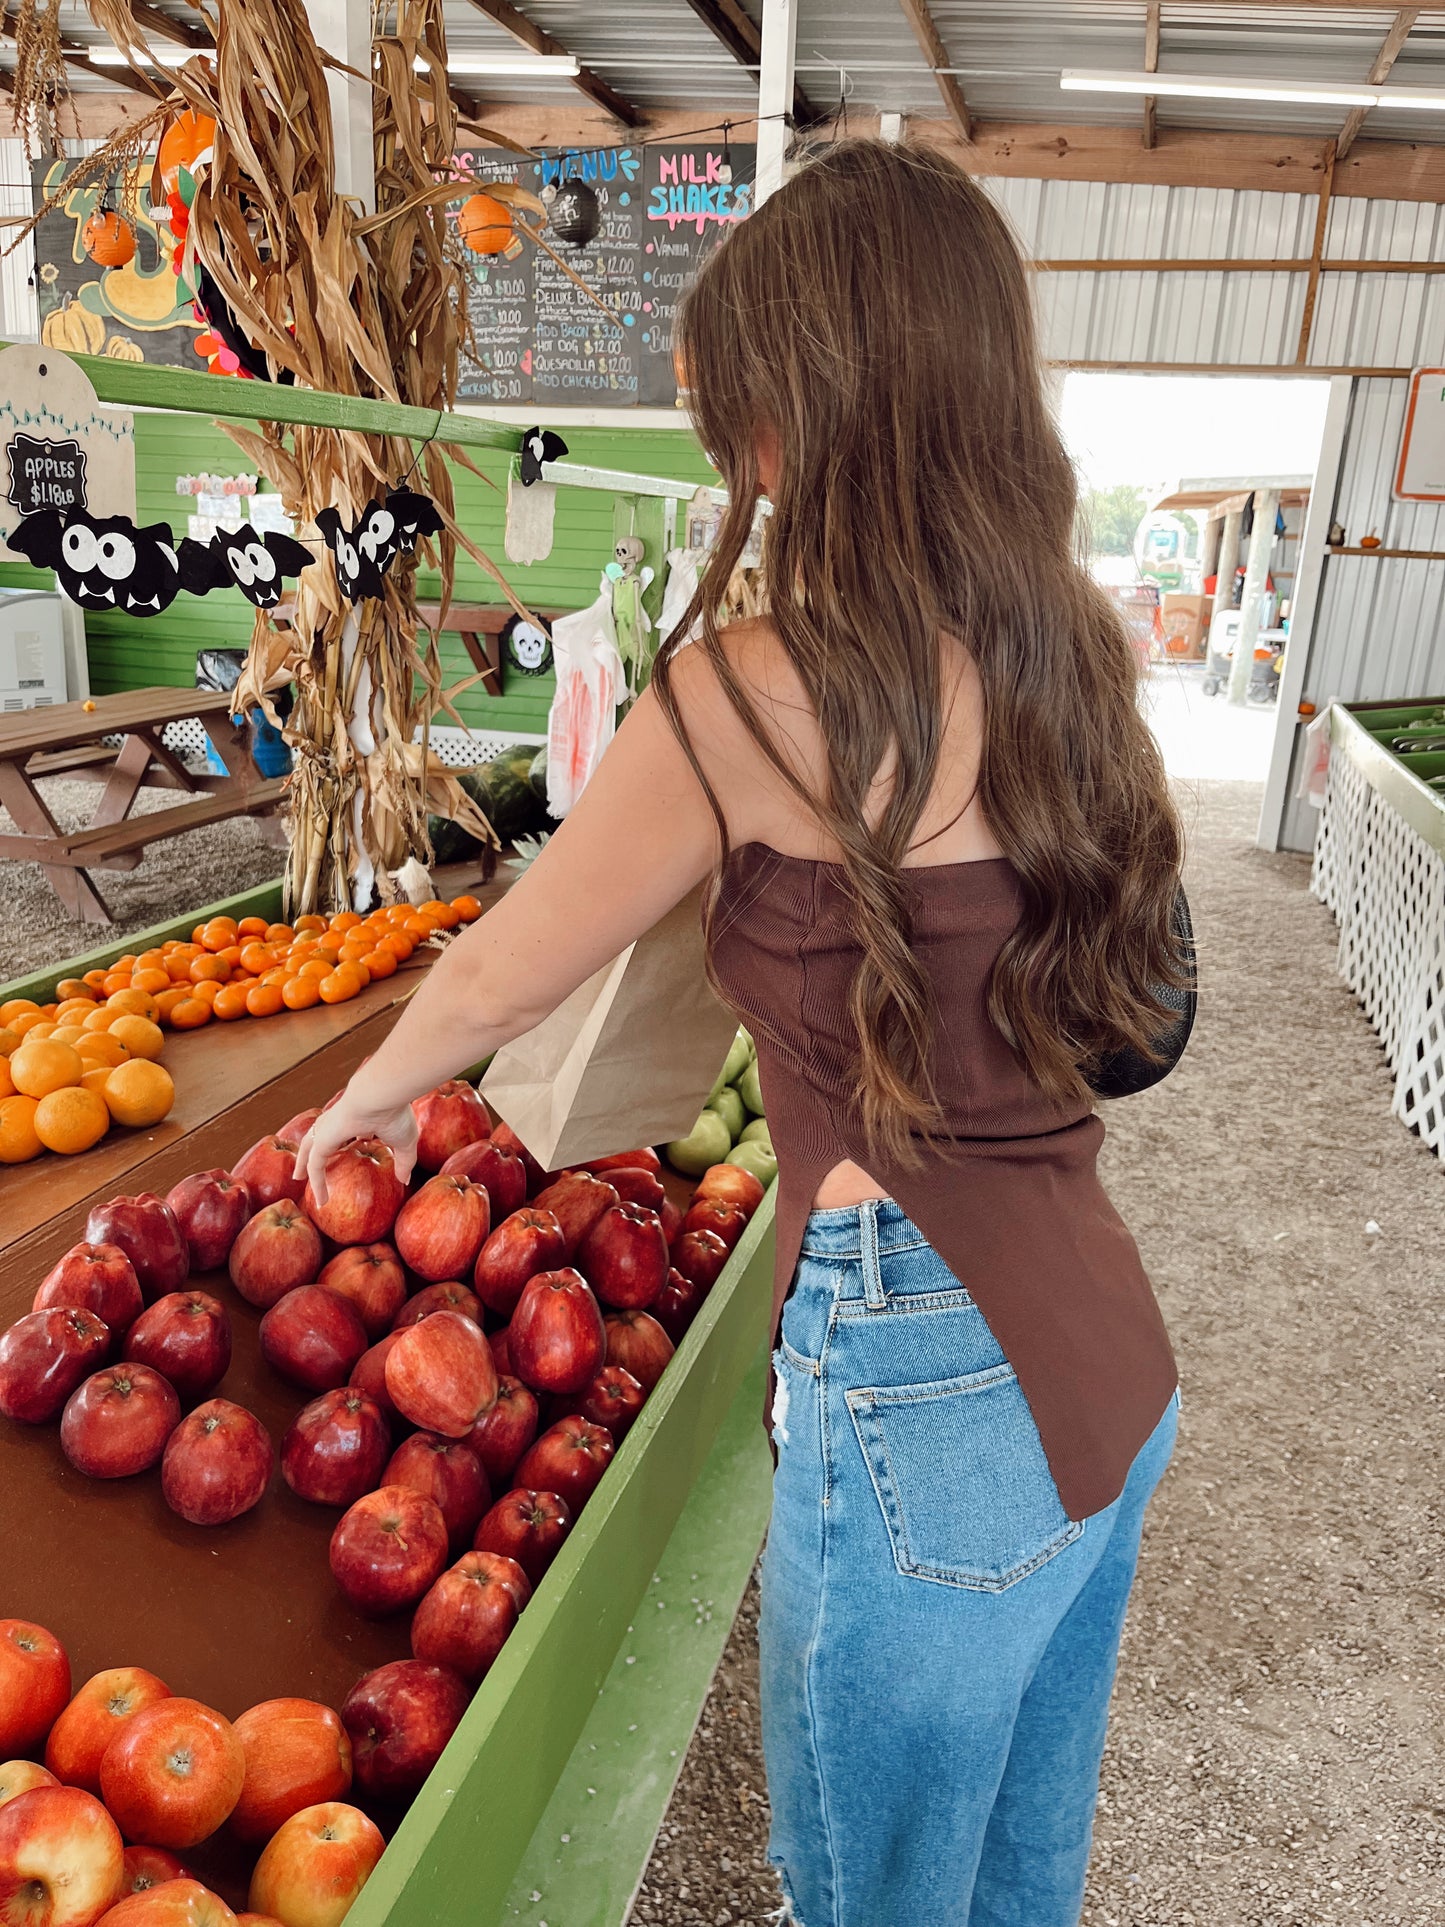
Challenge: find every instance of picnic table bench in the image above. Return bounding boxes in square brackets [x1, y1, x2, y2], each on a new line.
[0, 687, 284, 925]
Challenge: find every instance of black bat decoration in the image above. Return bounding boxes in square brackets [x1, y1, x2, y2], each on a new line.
[9, 508, 182, 616]
[519, 427, 568, 486]
[385, 486, 443, 552]
[316, 487, 443, 602]
[178, 527, 317, 608]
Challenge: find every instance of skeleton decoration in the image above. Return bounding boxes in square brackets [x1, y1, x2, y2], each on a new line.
[519, 427, 568, 487]
[316, 485, 444, 602]
[179, 527, 316, 608]
[9, 508, 182, 616]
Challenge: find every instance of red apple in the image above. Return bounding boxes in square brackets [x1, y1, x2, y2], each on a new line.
[680, 1196, 748, 1253]
[603, 1309, 675, 1392]
[393, 1175, 489, 1284]
[659, 1195, 683, 1245]
[440, 1139, 526, 1219]
[668, 1227, 730, 1292]
[0, 1784, 123, 1927]
[0, 1621, 70, 1756]
[277, 1107, 321, 1143]
[487, 1122, 547, 1196]
[651, 1266, 704, 1344]
[385, 1312, 497, 1437]
[464, 1375, 537, 1488]
[99, 1878, 235, 1926]
[0, 1763, 57, 1810]
[695, 1162, 766, 1216]
[513, 1417, 613, 1514]
[383, 1435, 489, 1552]
[230, 1136, 305, 1211]
[472, 1490, 571, 1587]
[578, 1203, 668, 1309]
[44, 1668, 171, 1796]
[281, 1389, 391, 1507]
[347, 1334, 403, 1424]
[340, 1662, 468, 1801]
[229, 1203, 323, 1312]
[33, 1244, 142, 1334]
[508, 1269, 605, 1396]
[164, 1172, 253, 1274]
[60, 1366, 180, 1479]
[555, 1364, 646, 1440]
[472, 1208, 567, 1319]
[315, 1246, 405, 1339]
[99, 1698, 244, 1849]
[0, 1309, 110, 1424]
[161, 1400, 273, 1526]
[304, 1140, 405, 1246]
[582, 1147, 663, 1177]
[122, 1294, 231, 1406]
[230, 1701, 352, 1846]
[259, 1287, 368, 1396]
[488, 1324, 512, 1376]
[83, 1196, 187, 1303]
[391, 1282, 482, 1332]
[329, 1486, 448, 1616]
[531, 1173, 620, 1259]
[600, 1165, 666, 1212]
[118, 1846, 190, 1896]
[410, 1081, 490, 1174]
[247, 1800, 383, 1927]
[409, 1552, 529, 1684]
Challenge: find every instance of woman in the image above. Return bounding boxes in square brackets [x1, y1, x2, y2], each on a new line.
[300, 140, 1183, 1927]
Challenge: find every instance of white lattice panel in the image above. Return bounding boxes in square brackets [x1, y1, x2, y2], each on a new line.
[415, 727, 544, 768]
[1312, 746, 1445, 1163]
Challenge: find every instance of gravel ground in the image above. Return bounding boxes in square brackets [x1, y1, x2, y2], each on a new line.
[0, 777, 283, 982]
[634, 777, 1445, 1927]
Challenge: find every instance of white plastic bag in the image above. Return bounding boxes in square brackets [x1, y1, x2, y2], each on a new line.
[1295, 706, 1332, 809]
[658, 547, 702, 646]
[545, 586, 627, 818]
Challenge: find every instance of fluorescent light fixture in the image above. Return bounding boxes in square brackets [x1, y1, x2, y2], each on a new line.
[87, 45, 202, 67]
[1061, 68, 1445, 113]
[446, 54, 580, 77]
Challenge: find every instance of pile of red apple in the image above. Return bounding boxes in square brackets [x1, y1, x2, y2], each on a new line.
[0, 1080, 768, 1925]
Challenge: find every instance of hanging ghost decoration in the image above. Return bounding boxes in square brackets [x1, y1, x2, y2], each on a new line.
[9, 508, 182, 616]
[179, 527, 316, 608]
[316, 486, 444, 602]
[519, 427, 568, 487]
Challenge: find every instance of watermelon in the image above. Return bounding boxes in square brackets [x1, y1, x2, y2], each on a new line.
[426, 742, 548, 859]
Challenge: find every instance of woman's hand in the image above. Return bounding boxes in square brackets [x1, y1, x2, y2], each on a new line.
[294, 1084, 419, 1205]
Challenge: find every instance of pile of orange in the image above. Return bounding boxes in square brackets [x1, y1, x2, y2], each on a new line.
[0, 990, 176, 1163]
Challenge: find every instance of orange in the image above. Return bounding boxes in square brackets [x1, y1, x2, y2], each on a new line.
[0, 1095, 42, 1163]
[402, 915, 437, 943]
[0, 1000, 40, 1025]
[10, 1039, 83, 1098]
[282, 974, 321, 1011]
[11, 1011, 51, 1039]
[82, 1006, 117, 1033]
[236, 916, 269, 938]
[265, 924, 295, 946]
[154, 987, 191, 1023]
[54, 979, 96, 1003]
[35, 1085, 110, 1155]
[0, 1057, 13, 1099]
[0, 1027, 17, 1059]
[212, 984, 251, 1022]
[106, 987, 160, 1022]
[259, 966, 290, 988]
[77, 1031, 129, 1068]
[55, 997, 97, 1025]
[421, 900, 461, 930]
[376, 932, 413, 962]
[200, 917, 238, 953]
[246, 983, 285, 1019]
[101, 971, 132, 997]
[361, 948, 397, 981]
[131, 967, 171, 997]
[189, 955, 230, 985]
[103, 1058, 175, 1128]
[336, 938, 370, 966]
[329, 911, 362, 933]
[40, 1004, 58, 1019]
[168, 997, 211, 1029]
[190, 980, 223, 1009]
[80, 1066, 114, 1099]
[451, 895, 483, 923]
[108, 1014, 165, 1061]
[49, 1026, 85, 1048]
[216, 945, 244, 973]
[294, 913, 326, 933]
[114, 956, 137, 972]
[135, 949, 168, 972]
[318, 968, 360, 1005]
[315, 937, 344, 964]
[82, 970, 109, 990]
[27, 1023, 59, 1043]
[239, 943, 275, 976]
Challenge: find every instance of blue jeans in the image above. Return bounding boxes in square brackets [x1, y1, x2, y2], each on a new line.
[758, 1199, 1179, 1927]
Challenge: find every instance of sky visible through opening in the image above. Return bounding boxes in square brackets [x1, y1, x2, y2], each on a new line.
[1058, 373, 1332, 491]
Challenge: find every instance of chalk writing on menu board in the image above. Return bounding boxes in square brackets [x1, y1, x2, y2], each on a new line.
[453, 144, 753, 409]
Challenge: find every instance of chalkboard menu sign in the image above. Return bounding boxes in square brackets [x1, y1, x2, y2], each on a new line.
[455, 142, 754, 409]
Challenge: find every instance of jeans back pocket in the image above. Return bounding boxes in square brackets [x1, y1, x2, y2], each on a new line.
[846, 1364, 1082, 1592]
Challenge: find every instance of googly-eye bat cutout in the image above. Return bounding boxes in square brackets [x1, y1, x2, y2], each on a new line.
[9, 508, 182, 616]
[316, 503, 389, 603]
[178, 527, 316, 608]
[519, 427, 568, 487]
[385, 486, 443, 554]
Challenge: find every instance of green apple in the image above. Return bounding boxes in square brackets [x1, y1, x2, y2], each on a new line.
[665, 1108, 734, 1177]
[726, 1139, 777, 1187]
[736, 1059, 765, 1117]
[709, 1086, 745, 1141]
[739, 1119, 772, 1150]
[722, 1028, 753, 1086]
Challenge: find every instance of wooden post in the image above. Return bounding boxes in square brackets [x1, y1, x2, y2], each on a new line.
[755, 0, 798, 205]
[1227, 489, 1281, 707]
[306, 0, 375, 214]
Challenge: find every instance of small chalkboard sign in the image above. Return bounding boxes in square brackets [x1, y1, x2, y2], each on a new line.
[7, 433, 88, 516]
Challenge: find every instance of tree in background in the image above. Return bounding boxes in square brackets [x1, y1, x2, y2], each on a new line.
[1079, 483, 1147, 558]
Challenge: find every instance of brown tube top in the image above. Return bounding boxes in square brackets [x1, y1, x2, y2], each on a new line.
[710, 843, 1178, 1521]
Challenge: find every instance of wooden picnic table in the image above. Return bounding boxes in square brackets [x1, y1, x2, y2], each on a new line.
[0, 687, 285, 925]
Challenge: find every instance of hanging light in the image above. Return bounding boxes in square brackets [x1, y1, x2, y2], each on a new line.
[549, 177, 601, 248]
[718, 123, 733, 185]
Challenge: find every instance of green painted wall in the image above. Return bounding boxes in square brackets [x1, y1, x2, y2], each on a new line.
[0, 418, 716, 737]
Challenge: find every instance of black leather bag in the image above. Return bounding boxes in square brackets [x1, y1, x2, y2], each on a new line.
[1086, 884, 1197, 1099]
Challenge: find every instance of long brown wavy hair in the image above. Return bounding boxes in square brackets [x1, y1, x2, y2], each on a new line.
[651, 137, 1185, 1160]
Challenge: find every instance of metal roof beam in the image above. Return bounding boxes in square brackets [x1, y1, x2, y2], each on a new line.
[459, 0, 644, 129]
[679, 0, 821, 129]
[1337, 8, 1418, 161]
[895, 0, 971, 144]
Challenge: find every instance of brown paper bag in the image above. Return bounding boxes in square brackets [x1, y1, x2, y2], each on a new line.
[479, 885, 740, 1170]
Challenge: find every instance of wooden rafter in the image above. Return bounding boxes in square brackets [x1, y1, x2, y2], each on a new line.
[460, 0, 644, 129]
[1296, 139, 1337, 365]
[127, 2, 210, 50]
[1337, 8, 1418, 161]
[678, 0, 820, 130]
[0, 12, 167, 100]
[895, 0, 971, 144]
[1142, 2, 1159, 150]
